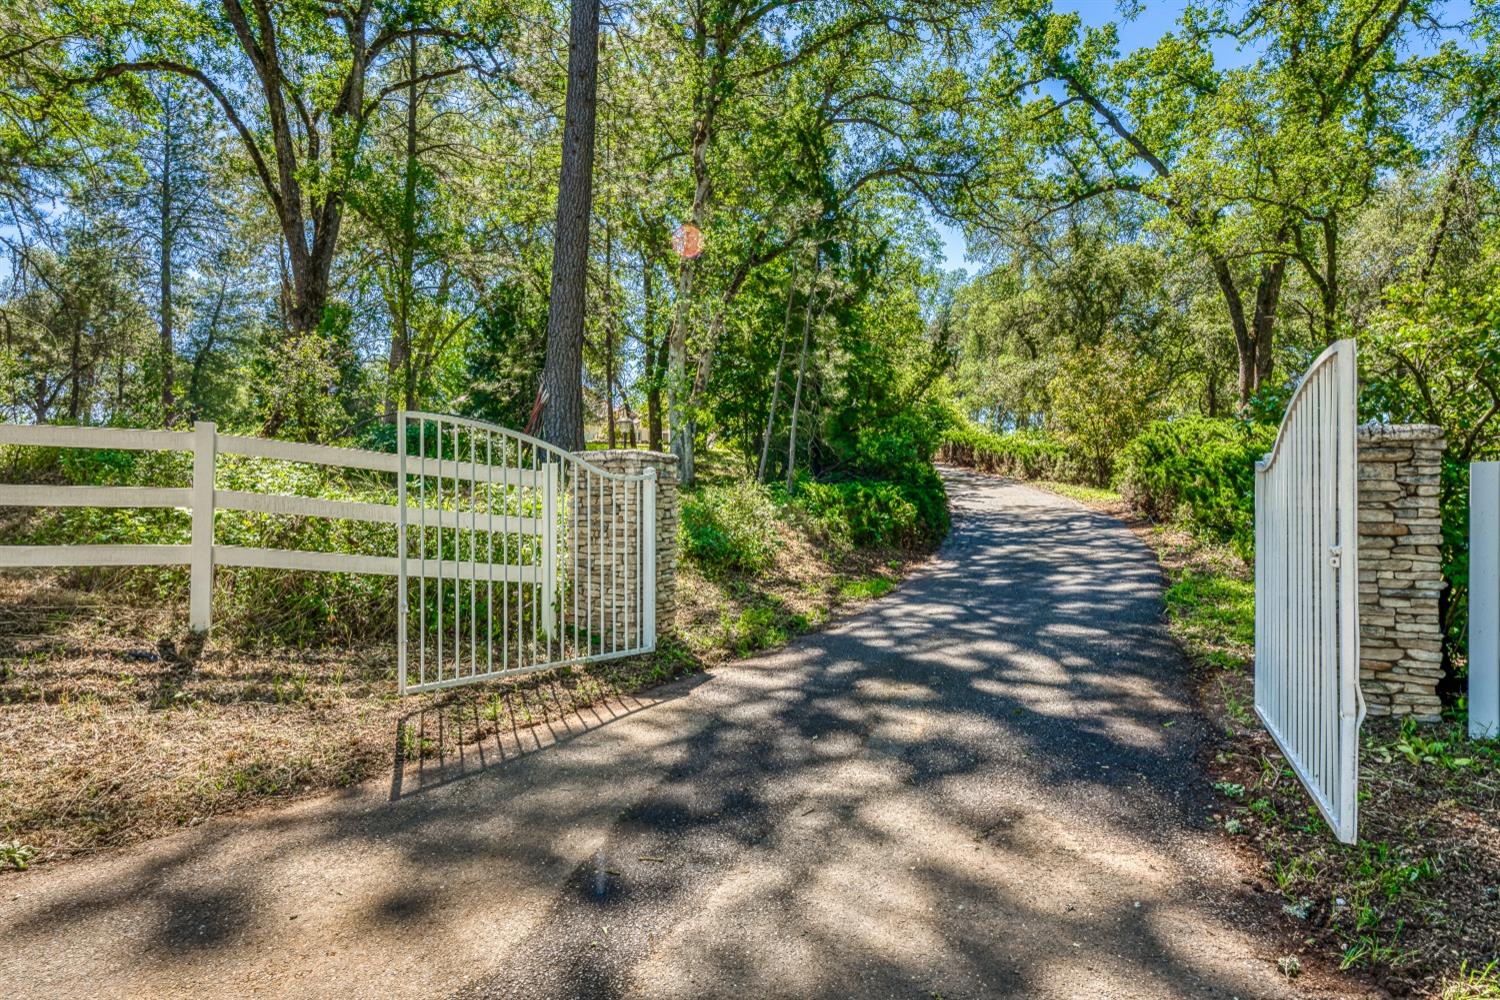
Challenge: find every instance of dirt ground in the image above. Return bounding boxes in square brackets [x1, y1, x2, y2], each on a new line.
[0, 524, 917, 868]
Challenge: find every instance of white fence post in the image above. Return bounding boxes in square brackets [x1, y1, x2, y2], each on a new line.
[642, 466, 657, 651]
[1471, 463, 1500, 739]
[190, 421, 217, 633]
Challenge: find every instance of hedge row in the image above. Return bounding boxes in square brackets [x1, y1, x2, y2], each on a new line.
[1115, 417, 1276, 560]
[938, 416, 1276, 561]
[936, 425, 1070, 480]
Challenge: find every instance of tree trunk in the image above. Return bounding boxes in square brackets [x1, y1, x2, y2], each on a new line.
[604, 216, 616, 448]
[1212, 252, 1288, 408]
[757, 262, 797, 482]
[1251, 257, 1286, 391]
[540, 0, 601, 451]
[387, 26, 419, 418]
[667, 62, 720, 486]
[1320, 215, 1339, 343]
[785, 280, 817, 492]
[643, 256, 664, 451]
[158, 98, 175, 424]
[68, 324, 83, 422]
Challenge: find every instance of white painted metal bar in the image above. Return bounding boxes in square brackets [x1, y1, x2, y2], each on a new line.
[1253, 339, 1363, 844]
[0, 485, 190, 508]
[643, 468, 657, 650]
[1469, 463, 1499, 738]
[418, 419, 428, 689]
[501, 435, 510, 676]
[543, 461, 558, 642]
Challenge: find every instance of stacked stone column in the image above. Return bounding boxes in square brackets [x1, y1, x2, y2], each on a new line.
[566, 449, 679, 651]
[1357, 424, 1447, 720]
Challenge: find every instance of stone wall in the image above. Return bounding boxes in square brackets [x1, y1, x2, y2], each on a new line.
[1358, 424, 1447, 720]
[569, 449, 679, 646]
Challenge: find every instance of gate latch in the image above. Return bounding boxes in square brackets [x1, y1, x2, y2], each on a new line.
[1329, 545, 1342, 569]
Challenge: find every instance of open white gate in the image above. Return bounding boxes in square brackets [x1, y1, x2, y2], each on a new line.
[1254, 340, 1364, 844]
[397, 412, 656, 695]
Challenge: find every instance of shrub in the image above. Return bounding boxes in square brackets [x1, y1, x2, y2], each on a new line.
[838, 397, 954, 483]
[1116, 416, 1277, 560]
[784, 467, 948, 551]
[679, 480, 781, 576]
[937, 423, 1071, 480]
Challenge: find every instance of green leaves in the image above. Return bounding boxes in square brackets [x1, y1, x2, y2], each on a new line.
[1116, 416, 1277, 559]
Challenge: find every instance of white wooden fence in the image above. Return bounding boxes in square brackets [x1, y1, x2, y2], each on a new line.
[1254, 339, 1365, 844]
[0, 417, 658, 694]
[0, 421, 420, 630]
[1470, 463, 1499, 738]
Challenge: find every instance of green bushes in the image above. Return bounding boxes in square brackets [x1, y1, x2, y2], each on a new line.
[784, 467, 948, 552]
[937, 423, 1071, 481]
[1, 446, 399, 647]
[678, 480, 781, 576]
[1115, 416, 1276, 559]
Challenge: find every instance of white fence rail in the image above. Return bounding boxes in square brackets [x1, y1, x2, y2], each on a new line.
[1471, 463, 1499, 738]
[0, 417, 658, 694]
[1254, 339, 1365, 844]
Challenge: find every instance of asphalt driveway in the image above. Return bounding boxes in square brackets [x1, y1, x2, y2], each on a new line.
[1, 469, 1363, 999]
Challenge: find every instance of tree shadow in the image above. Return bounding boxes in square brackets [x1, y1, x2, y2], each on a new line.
[388, 672, 712, 801]
[0, 468, 1349, 1000]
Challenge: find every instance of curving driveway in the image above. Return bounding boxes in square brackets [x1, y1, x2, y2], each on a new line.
[1, 469, 1364, 998]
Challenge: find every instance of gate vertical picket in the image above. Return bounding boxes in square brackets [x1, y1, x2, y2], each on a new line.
[1469, 464, 1499, 738]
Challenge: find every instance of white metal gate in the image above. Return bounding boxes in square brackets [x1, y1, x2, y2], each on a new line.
[397, 412, 656, 695]
[1254, 339, 1365, 844]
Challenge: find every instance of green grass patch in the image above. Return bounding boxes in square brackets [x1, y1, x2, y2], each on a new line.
[1034, 480, 1122, 505]
[838, 575, 895, 600]
[1162, 567, 1255, 672]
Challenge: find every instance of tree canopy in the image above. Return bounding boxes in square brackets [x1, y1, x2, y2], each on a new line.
[0, 0, 1494, 498]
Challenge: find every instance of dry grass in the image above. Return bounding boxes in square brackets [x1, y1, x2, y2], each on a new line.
[0, 528, 926, 870]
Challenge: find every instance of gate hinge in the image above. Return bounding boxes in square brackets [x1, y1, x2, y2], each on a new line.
[1329, 545, 1342, 569]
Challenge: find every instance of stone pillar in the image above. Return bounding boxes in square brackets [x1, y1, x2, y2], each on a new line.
[1357, 424, 1447, 721]
[568, 449, 679, 647]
